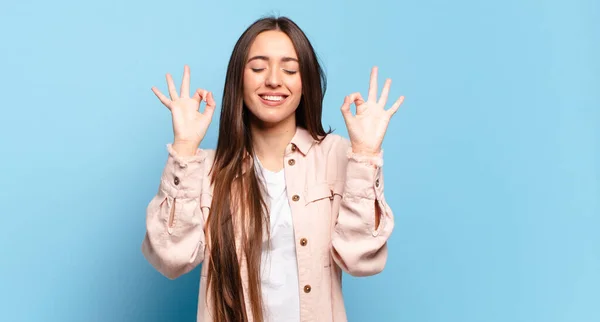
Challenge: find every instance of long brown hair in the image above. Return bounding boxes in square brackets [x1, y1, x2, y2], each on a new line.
[206, 16, 330, 322]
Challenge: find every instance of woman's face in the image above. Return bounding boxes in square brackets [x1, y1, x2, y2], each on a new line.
[243, 30, 302, 127]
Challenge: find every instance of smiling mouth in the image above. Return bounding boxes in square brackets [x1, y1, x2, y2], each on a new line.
[258, 94, 289, 106]
[259, 95, 288, 102]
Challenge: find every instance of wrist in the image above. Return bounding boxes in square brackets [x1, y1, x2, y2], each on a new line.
[351, 147, 381, 157]
[347, 147, 384, 167]
[172, 140, 200, 157]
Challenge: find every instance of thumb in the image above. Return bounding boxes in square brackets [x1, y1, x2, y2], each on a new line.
[203, 92, 216, 119]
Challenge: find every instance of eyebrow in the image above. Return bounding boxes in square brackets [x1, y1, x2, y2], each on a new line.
[247, 55, 299, 63]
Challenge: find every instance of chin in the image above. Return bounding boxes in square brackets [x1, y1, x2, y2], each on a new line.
[254, 111, 293, 126]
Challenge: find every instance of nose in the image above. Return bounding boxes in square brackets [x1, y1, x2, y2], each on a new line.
[265, 68, 282, 88]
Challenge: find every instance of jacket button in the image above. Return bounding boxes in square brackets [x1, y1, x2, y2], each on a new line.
[300, 238, 308, 246]
[304, 285, 311, 293]
[288, 159, 295, 166]
[292, 195, 300, 202]
[291, 144, 297, 151]
[375, 179, 379, 187]
[174, 177, 180, 185]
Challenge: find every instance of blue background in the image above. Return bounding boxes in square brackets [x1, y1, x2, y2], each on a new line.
[1, 0, 598, 321]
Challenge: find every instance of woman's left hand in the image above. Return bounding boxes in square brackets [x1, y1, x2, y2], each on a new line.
[341, 66, 405, 156]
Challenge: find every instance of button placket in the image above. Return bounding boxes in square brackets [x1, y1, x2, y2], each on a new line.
[284, 148, 310, 298]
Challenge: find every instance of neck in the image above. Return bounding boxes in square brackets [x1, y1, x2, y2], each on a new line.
[250, 115, 296, 172]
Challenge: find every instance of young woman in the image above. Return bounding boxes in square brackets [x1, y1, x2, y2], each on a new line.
[142, 16, 404, 322]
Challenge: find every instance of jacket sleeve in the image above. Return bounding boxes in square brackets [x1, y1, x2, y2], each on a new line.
[330, 137, 394, 277]
[141, 144, 210, 280]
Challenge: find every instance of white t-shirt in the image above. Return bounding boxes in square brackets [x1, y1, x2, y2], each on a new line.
[255, 158, 301, 322]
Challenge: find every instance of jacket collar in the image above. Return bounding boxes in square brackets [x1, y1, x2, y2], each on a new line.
[239, 126, 319, 176]
[288, 126, 318, 156]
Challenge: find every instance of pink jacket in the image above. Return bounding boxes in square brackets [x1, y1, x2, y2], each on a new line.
[141, 127, 395, 322]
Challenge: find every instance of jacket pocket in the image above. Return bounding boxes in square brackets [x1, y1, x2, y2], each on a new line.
[304, 182, 333, 205]
[303, 183, 335, 261]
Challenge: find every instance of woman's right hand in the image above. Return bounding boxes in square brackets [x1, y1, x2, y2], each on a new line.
[151, 65, 216, 156]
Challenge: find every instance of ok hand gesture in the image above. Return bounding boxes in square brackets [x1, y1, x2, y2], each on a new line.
[151, 65, 216, 155]
[341, 66, 405, 156]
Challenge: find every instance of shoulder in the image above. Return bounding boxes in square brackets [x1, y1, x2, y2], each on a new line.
[311, 132, 351, 191]
[318, 132, 351, 157]
[312, 132, 351, 170]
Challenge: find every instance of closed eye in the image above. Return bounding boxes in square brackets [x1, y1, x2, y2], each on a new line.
[250, 67, 297, 75]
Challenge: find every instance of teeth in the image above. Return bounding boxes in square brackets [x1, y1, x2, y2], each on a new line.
[261, 95, 285, 101]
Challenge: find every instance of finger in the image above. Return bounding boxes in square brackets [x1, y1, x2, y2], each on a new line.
[151, 86, 172, 110]
[378, 78, 392, 106]
[387, 95, 405, 116]
[180, 65, 190, 98]
[368, 66, 378, 102]
[191, 90, 201, 104]
[196, 89, 209, 103]
[340, 95, 353, 118]
[348, 92, 365, 107]
[206, 91, 216, 108]
[348, 92, 365, 114]
[166, 73, 179, 100]
[341, 92, 365, 117]
[204, 92, 216, 119]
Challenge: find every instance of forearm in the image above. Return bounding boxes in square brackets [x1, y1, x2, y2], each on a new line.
[141, 143, 208, 279]
[331, 149, 394, 276]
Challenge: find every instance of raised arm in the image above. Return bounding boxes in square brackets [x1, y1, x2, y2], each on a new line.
[141, 65, 217, 279]
[330, 137, 394, 276]
[331, 66, 405, 276]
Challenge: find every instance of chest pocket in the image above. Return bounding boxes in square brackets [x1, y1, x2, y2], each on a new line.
[304, 182, 334, 205]
[303, 182, 345, 275]
[304, 181, 345, 206]
[303, 183, 334, 232]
